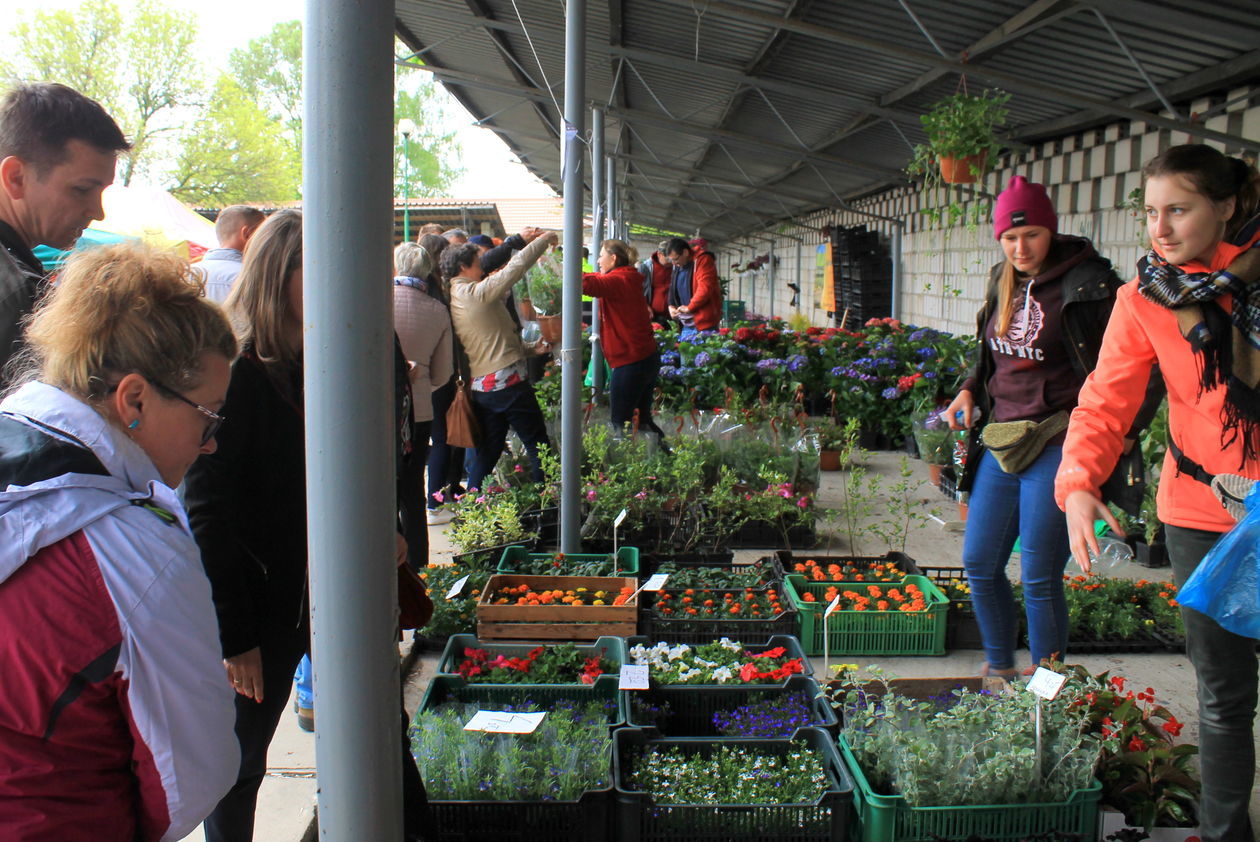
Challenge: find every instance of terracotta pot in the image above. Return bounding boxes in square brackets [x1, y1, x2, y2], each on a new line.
[518, 298, 538, 321]
[928, 463, 943, 486]
[537, 314, 562, 344]
[938, 153, 986, 184]
[957, 502, 969, 522]
[819, 450, 842, 471]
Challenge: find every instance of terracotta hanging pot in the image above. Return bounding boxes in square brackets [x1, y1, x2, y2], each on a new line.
[819, 450, 842, 471]
[938, 153, 986, 184]
[928, 463, 943, 486]
[537, 314, 563, 345]
[518, 298, 538, 321]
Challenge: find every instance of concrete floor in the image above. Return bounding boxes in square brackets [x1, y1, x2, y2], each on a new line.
[184, 448, 1260, 839]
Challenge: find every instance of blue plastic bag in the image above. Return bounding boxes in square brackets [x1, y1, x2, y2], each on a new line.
[1179, 483, 1260, 639]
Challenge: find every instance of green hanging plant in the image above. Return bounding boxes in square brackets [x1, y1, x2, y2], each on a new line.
[907, 88, 1011, 185]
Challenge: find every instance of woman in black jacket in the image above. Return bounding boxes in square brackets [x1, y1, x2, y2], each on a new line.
[944, 176, 1159, 678]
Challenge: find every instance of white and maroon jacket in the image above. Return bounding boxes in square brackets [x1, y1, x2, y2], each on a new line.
[0, 382, 238, 841]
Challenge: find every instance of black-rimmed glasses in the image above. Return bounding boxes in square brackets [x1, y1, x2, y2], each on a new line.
[150, 380, 225, 446]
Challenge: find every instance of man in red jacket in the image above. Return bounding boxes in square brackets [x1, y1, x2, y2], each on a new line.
[641, 241, 672, 322]
[665, 236, 722, 338]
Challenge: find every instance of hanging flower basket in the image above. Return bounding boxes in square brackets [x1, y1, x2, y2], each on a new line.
[937, 153, 987, 185]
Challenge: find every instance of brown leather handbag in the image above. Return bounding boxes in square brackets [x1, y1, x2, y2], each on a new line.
[445, 376, 480, 449]
[398, 563, 434, 630]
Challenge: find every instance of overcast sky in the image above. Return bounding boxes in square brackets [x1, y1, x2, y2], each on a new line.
[4, 0, 554, 199]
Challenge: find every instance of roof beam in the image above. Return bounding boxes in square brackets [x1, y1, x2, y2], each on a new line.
[652, 0, 1257, 149]
[606, 105, 906, 180]
[880, 0, 1080, 107]
[613, 152, 829, 208]
[1086, 0, 1259, 48]
[1017, 49, 1260, 144]
[609, 45, 922, 128]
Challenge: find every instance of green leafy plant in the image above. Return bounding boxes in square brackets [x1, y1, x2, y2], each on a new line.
[447, 492, 538, 560]
[525, 252, 563, 314]
[416, 565, 489, 638]
[864, 455, 938, 553]
[907, 89, 1011, 185]
[627, 742, 828, 804]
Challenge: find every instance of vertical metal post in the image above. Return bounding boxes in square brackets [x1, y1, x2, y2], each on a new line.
[891, 224, 902, 321]
[303, 1, 401, 840]
[559, 0, 586, 553]
[589, 107, 605, 398]
[796, 240, 804, 314]
[401, 131, 411, 243]
[768, 241, 777, 313]
[605, 158, 616, 243]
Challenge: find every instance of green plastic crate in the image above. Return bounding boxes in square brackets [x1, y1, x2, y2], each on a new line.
[497, 545, 640, 576]
[837, 735, 1100, 842]
[783, 574, 947, 657]
[418, 674, 626, 728]
[625, 634, 815, 687]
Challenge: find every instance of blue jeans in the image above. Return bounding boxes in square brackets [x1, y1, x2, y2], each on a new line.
[962, 445, 1070, 670]
[294, 653, 313, 710]
[427, 379, 466, 508]
[609, 351, 665, 438]
[1166, 524, 1256, 842]
[468, 382, 551, 490]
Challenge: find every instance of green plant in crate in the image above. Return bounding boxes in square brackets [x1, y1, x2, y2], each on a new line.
[628, 742, 828, 804]
[837, 672, 1098, 807]
[417, 565, 488, 638]
[448, 491, 537, 560]
[411, 698, 613, 800]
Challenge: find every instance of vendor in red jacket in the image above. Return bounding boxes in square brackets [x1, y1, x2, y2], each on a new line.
[665, 236, 722, 337]
[583, 239, 667, 439]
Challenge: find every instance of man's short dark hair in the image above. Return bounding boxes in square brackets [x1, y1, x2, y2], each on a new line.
[665, 237, 691, 257]
[440, 242, 480, 281]
[0, 83, 129, 176]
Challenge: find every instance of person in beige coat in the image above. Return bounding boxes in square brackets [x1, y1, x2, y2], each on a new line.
[442, 230, 557, 490]
[393, 242, 452, 568]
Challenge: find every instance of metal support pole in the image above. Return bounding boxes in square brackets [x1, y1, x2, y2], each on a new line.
[401, 130, 411, 242]
[303, 1, 401, 840]
[590, 107, 606, 399]
[891, 224, 903, 321]
[559, 0, 586, 553]
[605, 158, 616, 243]
[768, 240, 776, 314]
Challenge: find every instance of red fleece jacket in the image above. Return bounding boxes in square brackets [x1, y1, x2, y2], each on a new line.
[687, 248, 722, 331]
[582, 264, 658, 367]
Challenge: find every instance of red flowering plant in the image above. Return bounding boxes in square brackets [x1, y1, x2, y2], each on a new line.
[454, 643, 617, 685]
[1060, 664, 1200, 828]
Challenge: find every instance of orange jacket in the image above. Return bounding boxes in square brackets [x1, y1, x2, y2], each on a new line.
[1055, 229, 1260, 533]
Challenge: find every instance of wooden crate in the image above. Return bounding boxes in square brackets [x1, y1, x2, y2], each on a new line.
[477, 574, 638, 640]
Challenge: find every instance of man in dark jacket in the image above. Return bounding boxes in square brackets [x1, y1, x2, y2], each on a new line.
[0, 83, 128, 384]
[665, 236, 722, 337]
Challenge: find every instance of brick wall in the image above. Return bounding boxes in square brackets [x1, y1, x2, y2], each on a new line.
[717, 86, 1259, 334]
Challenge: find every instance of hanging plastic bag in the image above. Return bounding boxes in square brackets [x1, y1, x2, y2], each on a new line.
[1179, 483, 1260, 639]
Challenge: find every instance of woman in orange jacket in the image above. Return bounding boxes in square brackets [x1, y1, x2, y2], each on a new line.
[1057, 144, 1260, 842]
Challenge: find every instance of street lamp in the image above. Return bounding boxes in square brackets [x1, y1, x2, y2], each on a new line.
[397, 118, 416, 242]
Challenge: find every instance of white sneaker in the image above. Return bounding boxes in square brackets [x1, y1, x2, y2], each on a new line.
[427, 508, 455, 525]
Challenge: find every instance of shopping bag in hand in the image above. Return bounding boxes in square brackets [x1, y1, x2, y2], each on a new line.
[1179, 483, 1260, 639]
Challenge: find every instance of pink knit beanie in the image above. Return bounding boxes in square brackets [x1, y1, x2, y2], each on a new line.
[993, 175, 1057, 239]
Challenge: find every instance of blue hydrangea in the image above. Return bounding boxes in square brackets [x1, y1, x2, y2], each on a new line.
[853, 357, 874, 369]
[659, 365, 680, 379]
[924, 371, 937, 379]
[660, 351, 680, 366]
[908, 328, 941, 342]
[917, 347, 937, 359]
[830, 365, 846, 377]
[874, 357, 898, 368]
[787, 354, 807, 372]
[694, 351, 712, 367]
[882, 387, 901, 399]
[755, 358, 785, 372]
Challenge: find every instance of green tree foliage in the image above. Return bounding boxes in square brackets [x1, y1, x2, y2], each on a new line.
[394, 80, 463, 198]
[228, 21, 303, 158]
[2, 0, 202, 185]
[168, 76, 300, 206]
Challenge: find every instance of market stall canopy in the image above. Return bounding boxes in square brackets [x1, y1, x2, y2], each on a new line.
[92, 183, 218, 261]
[32, 228, 128, 271]
[394, 0, 1260, 245]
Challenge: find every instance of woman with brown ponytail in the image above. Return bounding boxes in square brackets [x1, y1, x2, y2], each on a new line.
[1059, 145, 1260, 841]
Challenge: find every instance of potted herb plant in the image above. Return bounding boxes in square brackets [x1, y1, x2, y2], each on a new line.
[526, 252, 564, 344]
[907, 88, 1011, 185]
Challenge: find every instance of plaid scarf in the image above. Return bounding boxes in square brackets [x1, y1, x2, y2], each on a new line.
[1138, 214, 1260, 461]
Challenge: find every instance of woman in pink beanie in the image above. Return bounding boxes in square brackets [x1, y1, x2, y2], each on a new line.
[942, 175, 1161, 678]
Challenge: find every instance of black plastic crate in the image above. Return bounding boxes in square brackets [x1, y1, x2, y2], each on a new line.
[640, 548, 736, 577]
[641, 594, 798, 647]
[917, 565, 983, 651]
[642, 558, 780, 592]
[938, 466, 959, 501]
[614, 727, 854, 841]
[728, 518, 817, 549]
[429, 789, 611, 842]
[626, 674, 838, 738]
[452, 541, 537, 571]
[773, 551, 922, 582]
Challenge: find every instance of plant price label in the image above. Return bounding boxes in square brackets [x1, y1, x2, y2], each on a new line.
[463, 711, 546, 734]
[446, 575, 470, 600]
[619, 664, 650, 690]
[613, 508, 628, 528]
[1026, 667, 1067, 701]
[824, 594, 842, 618]
[641, 573, 670, 592]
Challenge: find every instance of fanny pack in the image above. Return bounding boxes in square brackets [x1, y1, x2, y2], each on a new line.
[981, 410, 1070, 474]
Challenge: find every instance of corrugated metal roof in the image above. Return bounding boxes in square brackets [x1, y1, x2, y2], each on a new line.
[395, 0, 1260, 244]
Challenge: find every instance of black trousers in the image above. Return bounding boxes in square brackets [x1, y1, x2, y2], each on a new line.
[399, 420, 433, 573]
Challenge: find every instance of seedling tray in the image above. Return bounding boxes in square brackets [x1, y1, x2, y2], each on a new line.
[640, 594, 797, 646]
[783, 575, 947, 657]
[496, 545, 640, 576]
[624, 634, 815, 688]
[837, 735, 1100, 842]
[477, 574, 639, 640]
[437, 633, 627, 684]
[418, 674, 626, 728]
[774, 551, 923, 582]
[614, 727, 854, 841]
[626, 674, 837, 738]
